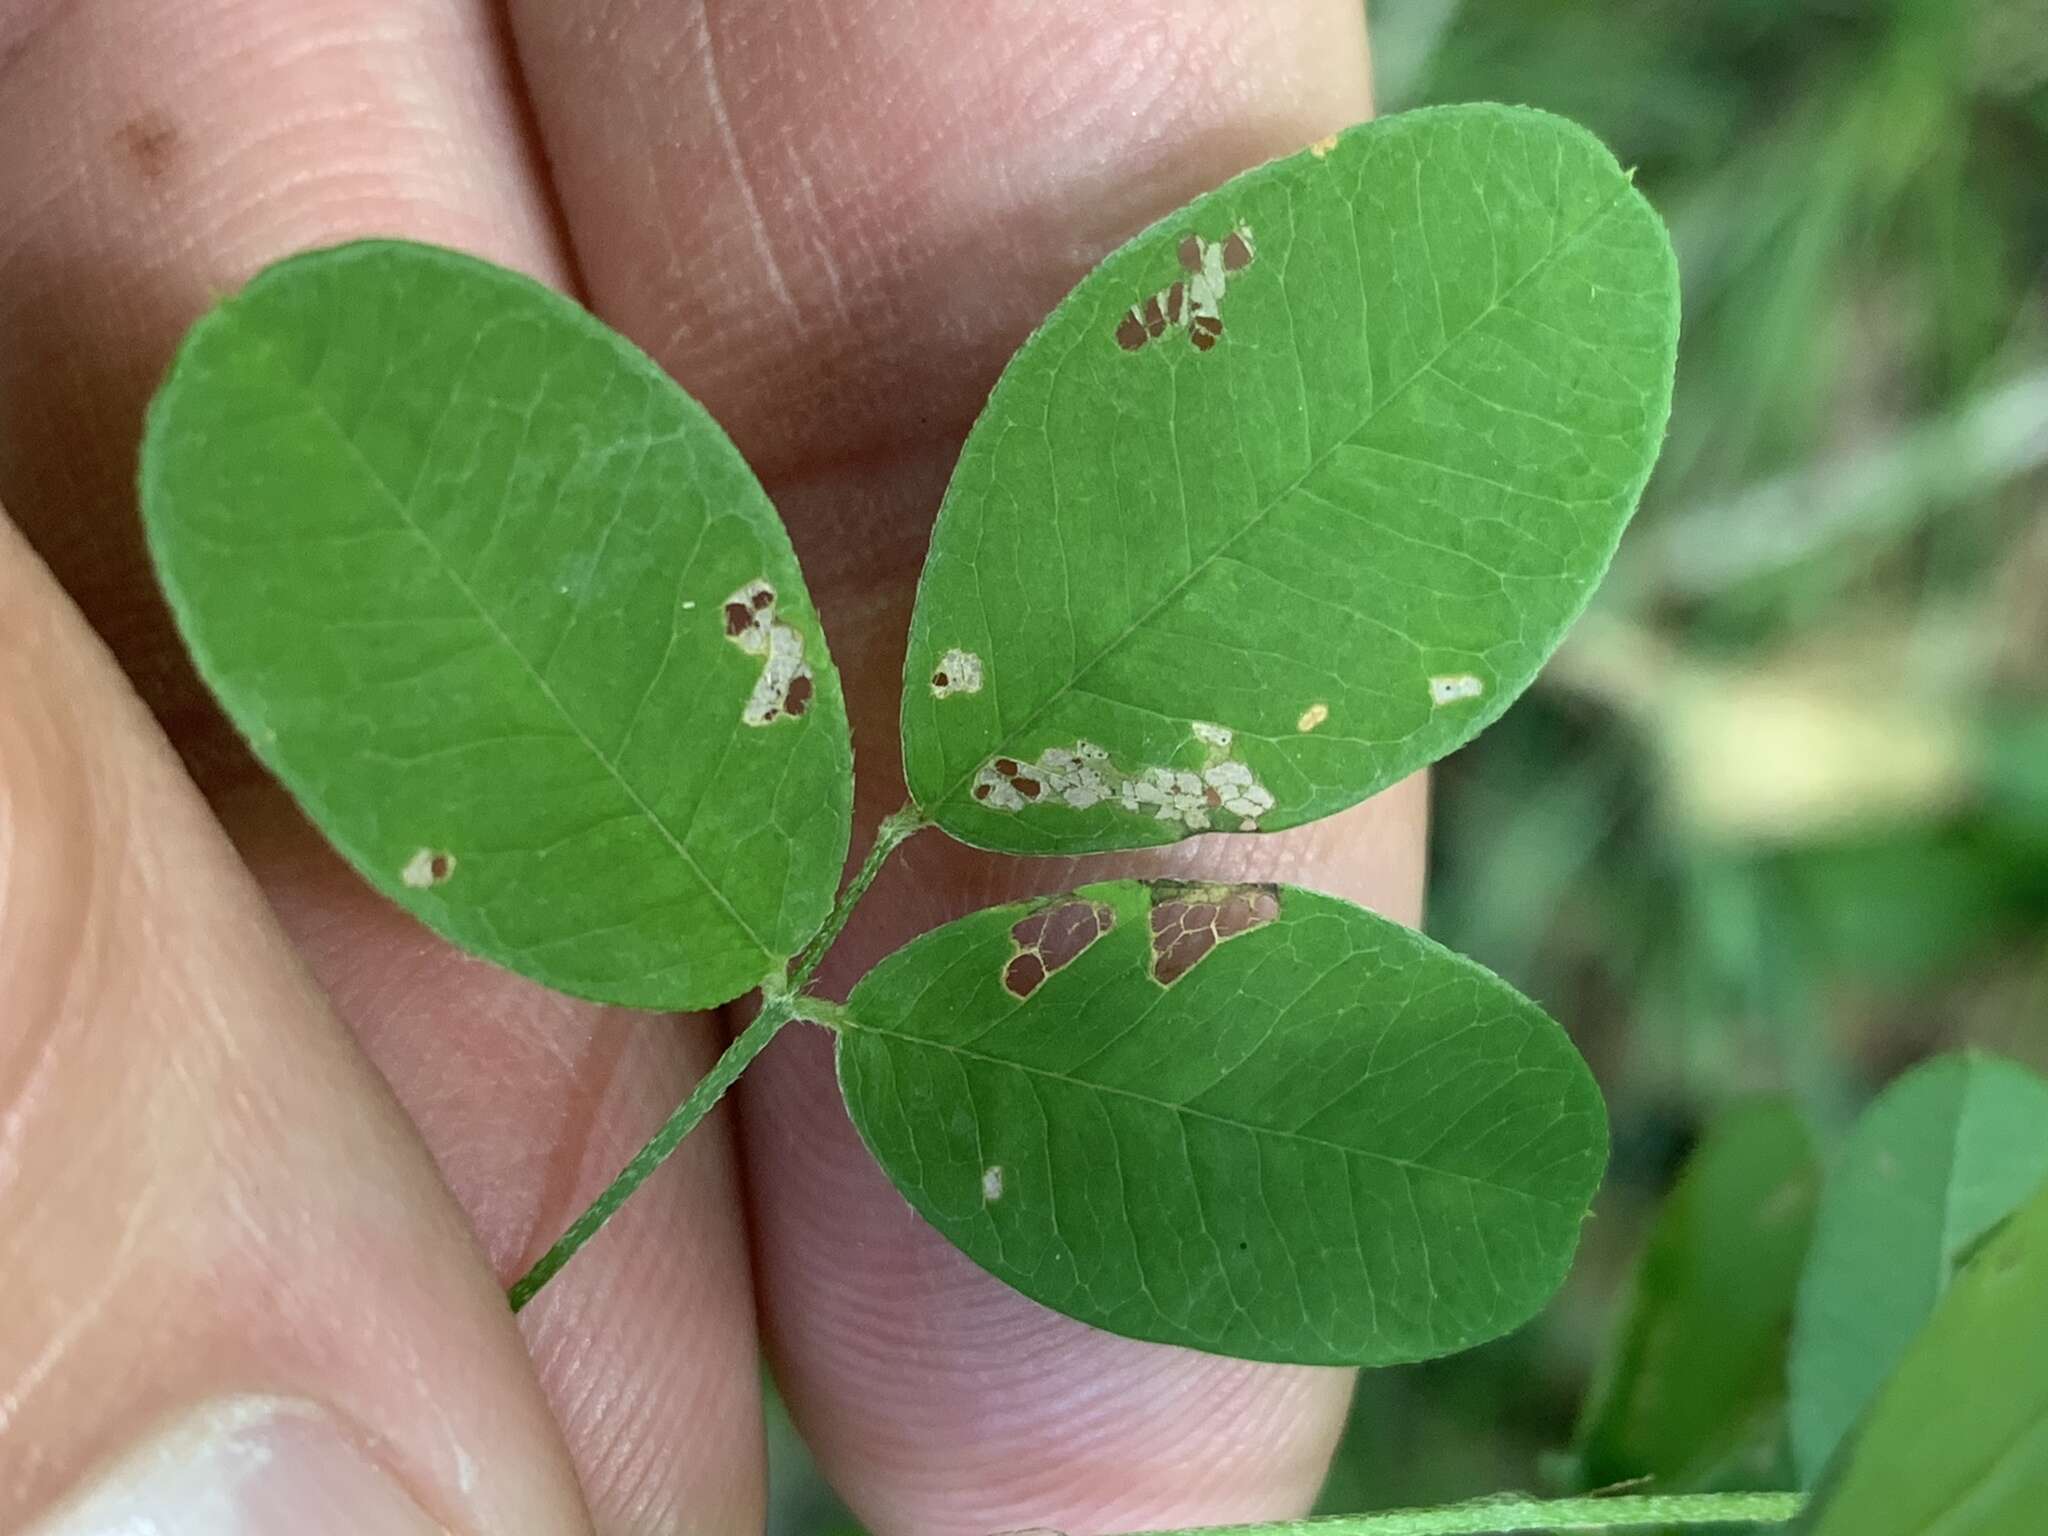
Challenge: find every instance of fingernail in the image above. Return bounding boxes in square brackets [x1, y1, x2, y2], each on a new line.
[27, 1396, 450, 1535]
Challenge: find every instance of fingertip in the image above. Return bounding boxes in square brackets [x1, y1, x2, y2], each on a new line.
[0, 516, 593, 1535]
[739, 1018, 1355, 1536]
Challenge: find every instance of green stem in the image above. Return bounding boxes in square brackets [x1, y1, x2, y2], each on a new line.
[792, 994, 856, 1031]
[787, 803, 928, 995]
[1141, 1492, 1805, 1536]
[507, 999, 795, 1311]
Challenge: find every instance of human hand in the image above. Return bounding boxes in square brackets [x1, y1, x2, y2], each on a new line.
[0, 2, 1425, 1530]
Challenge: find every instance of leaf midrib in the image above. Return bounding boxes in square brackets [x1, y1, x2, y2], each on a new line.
[846, 1017, 1586, 1210]
[228, 311, 775, 965]
[932, 178, 1637, 812]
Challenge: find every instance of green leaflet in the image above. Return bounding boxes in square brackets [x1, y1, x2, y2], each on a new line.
[142, 242, 852, 1009]
[900, 104, 1679, 855]
[1571, 1099, 1820, 1492]
[1788, 1052, 2048, 1483]
[1796, 1174, 2048, 1536]
[835, 880, 1608, 1365]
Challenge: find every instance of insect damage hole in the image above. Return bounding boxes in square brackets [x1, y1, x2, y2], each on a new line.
[1148, 883, 1280, 986]
[1116, 223, 1257, 353]
[1429, 673, 1485, 707]
[723, 580, 815, 725]
[930, 646, 984, 698]
[973, 725, 1277, 832]
[401, 848, 456, 889]
[1002, 899, 1115, 999]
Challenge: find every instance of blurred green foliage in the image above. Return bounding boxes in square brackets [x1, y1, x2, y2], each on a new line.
[768, 2, 2048, 1528]
[1571, 1100, 1818, 1496]
[1336, 0, 2048, 1520]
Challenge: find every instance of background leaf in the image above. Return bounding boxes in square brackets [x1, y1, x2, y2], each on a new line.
[1788, 1051, 2048, 1483]
[835, 879, 1608, 1365]
[900, 103, 1679, 855]
[143, 241, 852, 1009]
[1570, 1098, 1819, 1492]
[1796, 1173, 2048, 1536]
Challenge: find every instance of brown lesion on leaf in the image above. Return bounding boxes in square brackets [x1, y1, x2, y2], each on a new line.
[722, 579, 816, 725]
[401, 848, 457, 889]
[1116, 223, 1258, 353]
[1148, 882, 1281, 986]
[973, 725, 1275, 832]
[1003, 950, 1047, 998]
[1001, 898, 1115, 999]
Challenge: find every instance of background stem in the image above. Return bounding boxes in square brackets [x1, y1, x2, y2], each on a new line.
[506, 999, 795, 1310]
[1140, 1491, 1804, 1536]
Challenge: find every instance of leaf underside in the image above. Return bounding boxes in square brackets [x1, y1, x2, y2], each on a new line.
[1788, 1051, 2048, 1483]
[142, 241, 852, 1009]
[836, 879, 1608, 1366]
[901, 103, 1680, 855]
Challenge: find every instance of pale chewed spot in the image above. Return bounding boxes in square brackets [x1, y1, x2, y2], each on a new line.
[401, 848, 456, 889]
[1309, 133, 1340, 159]
[1148, 882, 1281, 986]
[973, 725, 1276, 833]
[1429, 673, 1486, 707]
[1122, 760, 1274, 833]
[1297, 702, 1330, 733]
[981, 1165, 1005, 1203]
[723, 580, 815, 726]
[973, 741, 1113, 814]
[930, 647, 984, 698]
[1002, 898, 1115, 1000]
[1115, 223, 1257, 354]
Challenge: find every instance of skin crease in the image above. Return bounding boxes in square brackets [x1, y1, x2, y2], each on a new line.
[0, 3, 1425, 1534]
